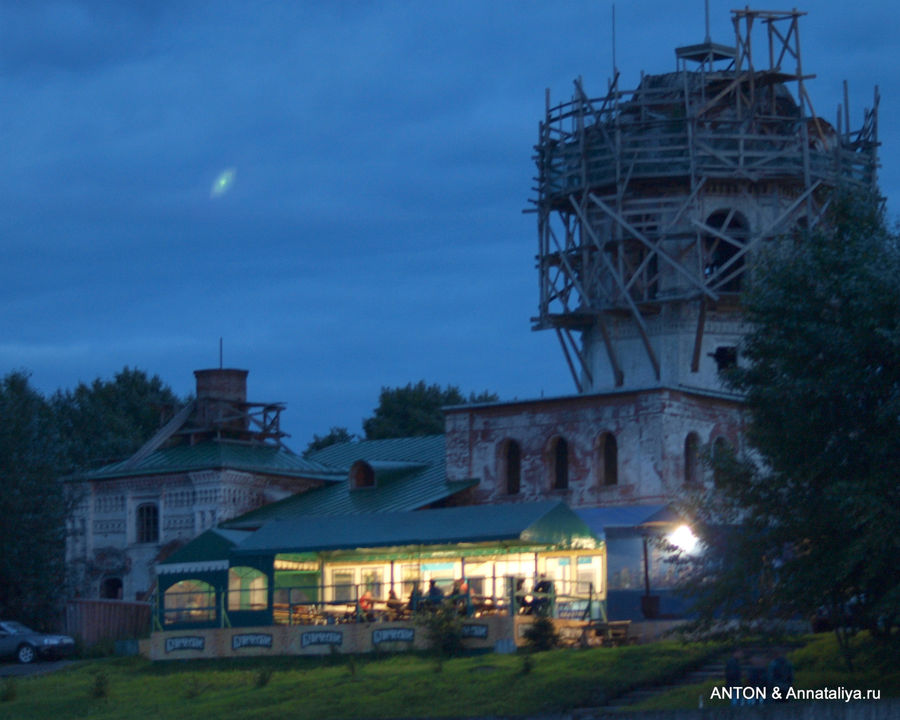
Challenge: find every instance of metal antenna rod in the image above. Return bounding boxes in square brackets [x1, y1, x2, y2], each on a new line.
[612, 3, 617, 75]
[704, 0, 710, 43]
[219, 337, 223, 369]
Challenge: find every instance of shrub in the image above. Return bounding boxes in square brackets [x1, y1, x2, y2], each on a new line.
[255, 667, 273, 688]
[90, 672, 110, 699]
[523, 616, 560, 652]
[417, 600, 464, 657]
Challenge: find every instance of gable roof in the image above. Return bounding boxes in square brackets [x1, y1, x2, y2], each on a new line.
[232, 501, 598, 556]
[222, 435, 477, 527]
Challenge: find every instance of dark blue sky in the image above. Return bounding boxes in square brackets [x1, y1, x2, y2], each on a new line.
[2, 1, 897, 448]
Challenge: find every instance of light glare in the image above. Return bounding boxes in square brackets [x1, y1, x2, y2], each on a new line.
[668, 524, 698, 553]
[210, 167, 237, 198]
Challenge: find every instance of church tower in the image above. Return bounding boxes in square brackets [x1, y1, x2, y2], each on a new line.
[532, 9, 878, 394]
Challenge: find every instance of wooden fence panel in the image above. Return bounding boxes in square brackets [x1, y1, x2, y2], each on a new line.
[66, 599, 152, 646]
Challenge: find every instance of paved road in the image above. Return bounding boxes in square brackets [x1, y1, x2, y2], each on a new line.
[0, 659, 75, 678]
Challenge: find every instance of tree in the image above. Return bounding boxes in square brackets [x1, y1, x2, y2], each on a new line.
[680, 192, 900, 663]
[0, 372, 67, 629]
[0, 366, 183, 625]
[51, 366, 183, 472]
[362, 381, 498, 440]
[303, 426, 357, 456]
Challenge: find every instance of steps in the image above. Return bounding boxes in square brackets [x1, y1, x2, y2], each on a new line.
[572, 657, 728, 715]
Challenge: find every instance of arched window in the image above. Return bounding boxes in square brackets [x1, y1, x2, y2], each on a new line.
[548, 436, 569, 490]
[684, 433, 701, 486]
[711, 436, 732, 488]
[228, 566, 269, 611]
[136, 503, 159, 544]
[703, 209, 749, 293]
[100, 577, 123, 600]
[349, 460, 375, 489]
[501, 439, 521, 495]
[596, 432, 618, 486]
[163, 579, 215, 625]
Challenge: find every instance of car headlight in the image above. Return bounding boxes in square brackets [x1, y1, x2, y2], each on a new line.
[42, 637, 62, 645]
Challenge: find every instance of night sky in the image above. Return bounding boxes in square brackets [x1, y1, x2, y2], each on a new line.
[2, 1, 897, 448]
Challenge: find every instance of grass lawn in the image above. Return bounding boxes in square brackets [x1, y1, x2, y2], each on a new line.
[0, 641, 721, 720]
[628, 632, 900, 712]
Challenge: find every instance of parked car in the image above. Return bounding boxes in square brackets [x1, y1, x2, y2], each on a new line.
[0, 620, 76, 664]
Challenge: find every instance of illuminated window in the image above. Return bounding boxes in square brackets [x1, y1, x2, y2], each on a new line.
[361, 568, 383, 599]
[228, 566, 268, 611]
[136, 503, 159, 544]
[332, 570, 355, 602]
[164, 579, 215, 625]
[576, 556, 603, 595]
[401, 564, 420, 597]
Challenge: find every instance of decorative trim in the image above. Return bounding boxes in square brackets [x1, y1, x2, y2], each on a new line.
[158, 560, 229, 575]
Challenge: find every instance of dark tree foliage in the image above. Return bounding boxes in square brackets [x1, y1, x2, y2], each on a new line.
[51, 366, 183, 472]
[303, 426, 357, 456]
[0, 372, 67, 629]
[0, 367, 183, 627]
[362, 381, 498, 440]
[679, 192, 900, 664]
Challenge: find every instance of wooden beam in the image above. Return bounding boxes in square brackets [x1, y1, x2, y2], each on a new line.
[556, 328, 583, 393]
[587, 192, 718, 301]
[691, 301, 707, 373]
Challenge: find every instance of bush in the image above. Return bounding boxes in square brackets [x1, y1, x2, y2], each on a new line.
[255, 667, 273, 688]
[523, 616, 560, 652]
[417, 600, 464, 657]
[90, 672, 110, 699]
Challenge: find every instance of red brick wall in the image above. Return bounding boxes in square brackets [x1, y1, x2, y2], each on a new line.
[445, 389, 744, 508]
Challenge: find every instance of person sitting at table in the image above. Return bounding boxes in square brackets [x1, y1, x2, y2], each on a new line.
[533, 574, 554, 617]
[450, 578, 470, 615]
[408, 582, 423, 613]
[386, 589, 404, 619]
[427, 579, 444, 608]
[359, 589, 375, 621]
[515, 578, 531, 614]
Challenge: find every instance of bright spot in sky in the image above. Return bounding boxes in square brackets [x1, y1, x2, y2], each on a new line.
[668, 524, 699, 553]
[210, 167, 237, 198]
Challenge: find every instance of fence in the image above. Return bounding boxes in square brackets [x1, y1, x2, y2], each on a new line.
[66, 598, 152, 646]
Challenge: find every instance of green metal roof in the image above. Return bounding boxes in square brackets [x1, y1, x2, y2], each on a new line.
[305, 435, 446, 466]
[222, 435, 476, 527]
[232, 501, 599, 555]
[68, 440, 343, 482]
[160, 528, 251, 566]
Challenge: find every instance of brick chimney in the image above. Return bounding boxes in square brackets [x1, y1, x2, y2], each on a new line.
[193, 368, 249, 432]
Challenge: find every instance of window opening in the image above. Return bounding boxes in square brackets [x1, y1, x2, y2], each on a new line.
[503, 439, 521, 495]
[228, 566, 269, 611]
[549, 436, 569, 490]
[136, 503, 159, 544]
[684, 433, 701, 485]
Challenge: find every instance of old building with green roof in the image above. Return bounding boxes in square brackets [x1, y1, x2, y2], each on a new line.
[65, 368, 345, 603]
